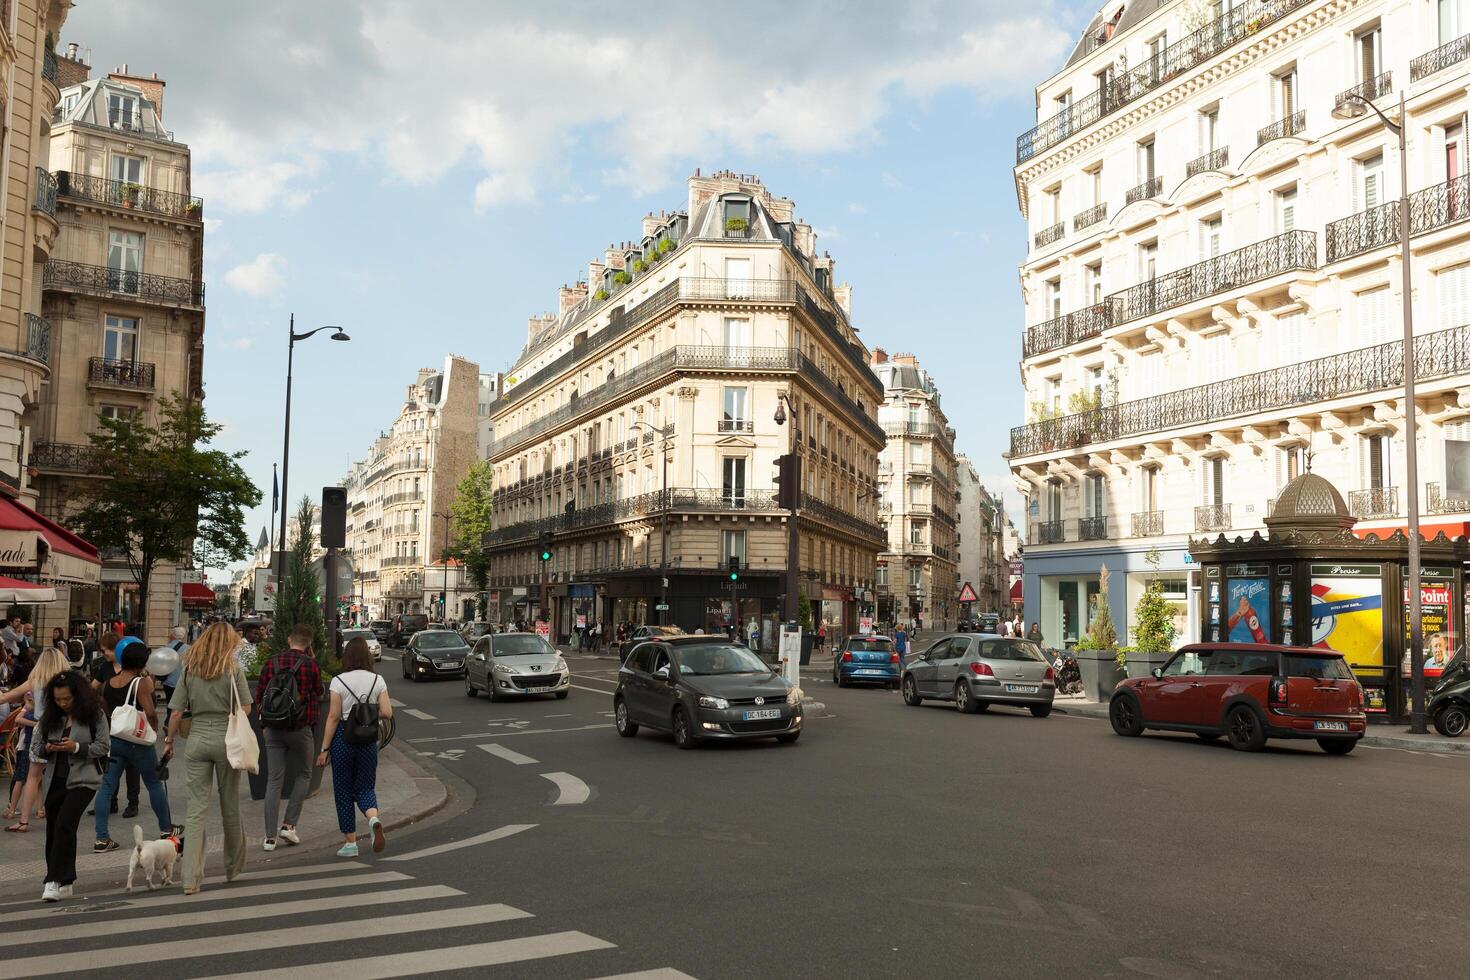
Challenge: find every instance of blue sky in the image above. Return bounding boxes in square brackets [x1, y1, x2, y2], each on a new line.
[62, 0, 1094, 576]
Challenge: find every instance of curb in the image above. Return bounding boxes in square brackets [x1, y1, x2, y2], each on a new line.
[377, 740, 452, 834]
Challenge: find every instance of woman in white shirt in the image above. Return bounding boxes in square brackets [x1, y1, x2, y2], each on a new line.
[317, 638, 393, 858]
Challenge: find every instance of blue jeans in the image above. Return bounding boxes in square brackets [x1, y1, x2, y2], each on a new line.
[95, 738, 171, 840]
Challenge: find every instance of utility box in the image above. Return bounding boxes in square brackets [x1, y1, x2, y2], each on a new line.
[778, 622, 802, 687]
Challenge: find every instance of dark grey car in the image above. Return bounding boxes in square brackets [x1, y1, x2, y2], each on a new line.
[401, 629, 469, 682]
[902, 633, 1055, 716]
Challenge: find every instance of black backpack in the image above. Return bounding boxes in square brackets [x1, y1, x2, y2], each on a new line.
[259, 664, 305, 729]
[343, 676, 380, 745]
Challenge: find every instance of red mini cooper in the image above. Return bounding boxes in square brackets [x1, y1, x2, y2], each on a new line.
[1109, 643, 1366, 753]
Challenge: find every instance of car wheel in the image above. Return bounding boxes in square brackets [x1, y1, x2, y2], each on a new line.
[464, 674, 477, 697]
[1109, 695, 1144, 736]
[776, 731, 801, 744]
[1318, 737, 1357, 755]
[837, 671, 850, 688]
[1029, 704, 1052, 718]
[1434, 703, 1470, 738]
[614, 698, 639, 738]
[1225, 705, 1267, 752]
[1196, 732, 1221, 742]
[902, 676, 922, 706]
[956, 681, 979, 714]
[555, 690, 569, 700]
[672, 707, 696, 749]
[401, 659, 409, 680]
[488, 681, 503, 702]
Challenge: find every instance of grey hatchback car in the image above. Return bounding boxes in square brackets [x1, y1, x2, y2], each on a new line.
[901, 634, 1056, 717]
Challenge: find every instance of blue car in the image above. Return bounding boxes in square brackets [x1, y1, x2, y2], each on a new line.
[832, 634, 901, 688]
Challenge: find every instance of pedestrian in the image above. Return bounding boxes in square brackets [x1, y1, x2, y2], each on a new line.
[162, 627, 188, 712]
[38, 669, 111, 902]
[92, 642, 171, 852]
[1, 615, 21, 657]
[1027, 622, 1044, 644]
[164, 622, 251, 895]
[4, 693, 36, 819]
[318, 637, 392, 857]
[817, 622, 827, 653]
[592, 620, 602, 653]
[0, 647, 71, 833]
[234, 624, 262, 675]
[49, 628, 66, 655]
[88, 634, 141, 820]
[255, 623, 324, 852]
[893, 624, 909, 665]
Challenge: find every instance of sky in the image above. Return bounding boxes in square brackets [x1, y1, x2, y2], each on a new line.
[60, 0, 1096, 577]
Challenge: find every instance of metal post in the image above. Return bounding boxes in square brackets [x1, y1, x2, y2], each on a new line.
[324, 546, 340, 661]
[276, 316, 295, 589]
[783, 391, 800, 626]
[1398, 93, 1426, 733]
[659, 428, 669, 626]
[439, 511, 451, 622]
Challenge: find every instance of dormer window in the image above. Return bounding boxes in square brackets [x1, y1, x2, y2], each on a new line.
[723, 197, 752, 238]
[108, 92, 140, 132]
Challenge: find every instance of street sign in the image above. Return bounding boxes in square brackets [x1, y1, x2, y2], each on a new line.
[655, 603, 670, 611]
[957, 582, 979, 602]
[859, 616, 873, 635]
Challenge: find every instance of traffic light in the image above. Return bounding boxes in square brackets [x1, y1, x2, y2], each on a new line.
[539, 548, 552, 562]
[773, 453, 801, 510]
[538, 534, 552, 563]
[728, 555, 740, 581]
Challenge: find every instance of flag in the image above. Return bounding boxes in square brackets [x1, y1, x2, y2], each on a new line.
[271, 466, 279, 514]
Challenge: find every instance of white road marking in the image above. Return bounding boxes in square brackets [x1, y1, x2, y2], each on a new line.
[570, 683, 617, 696]
[382, 823, 537, 862]
[203, 932, 616, 979]
[545, 713, 573, 718]
[389, 698, 406, 707]
[403, 708, 437, 721]
[542, 771, 591, 806]
[409, 724, 613, 744]
[216, 861, 369, 883]
[592, 971, 699, 980]
[478, 743, 539, 765]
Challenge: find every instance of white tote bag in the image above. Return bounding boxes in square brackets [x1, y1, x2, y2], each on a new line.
[108, 677, 156, 746]
[224, 673, 259, 774]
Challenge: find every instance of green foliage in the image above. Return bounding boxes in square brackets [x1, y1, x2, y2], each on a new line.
[593, 289, 610, 302]
[658, 238, 675, 254]
[1029, 401, 1061, 423]
[1132, 547, 1177, 664]
[724, 217, 748, 232]
[612, 271, 632, 285]
[1074, 634, 1098, 651]
[1087, 566, 1118, 652]
[1068, 390, 1102, 414]
[449, 460, 494, 619]
[68, 394, 260, 638]
[798, 595, 813, 630]
[632, 259, 646, 273]
[264, 497, 327, 660]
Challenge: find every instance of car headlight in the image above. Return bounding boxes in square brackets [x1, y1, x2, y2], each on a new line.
[786, 688, 801, 705]
[554, 657, 568, 672]
[414, 654, 429, 662]
[492, 662, 512, 673]
[697, 695, 729, 709]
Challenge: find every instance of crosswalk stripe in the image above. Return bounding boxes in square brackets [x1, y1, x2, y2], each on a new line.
[202, 931, 616, 979]
[542, 771, 591, 805]
[2, 903, 531, 975]
[403, 708, 437, 721]
[13, 885, 462, 945]
[478, 743, 539, 765]
[591, 970, 699, 980]
[213, 861, 369, 883]
[382, 823, 536, 862]
[4, 871, 410, 925]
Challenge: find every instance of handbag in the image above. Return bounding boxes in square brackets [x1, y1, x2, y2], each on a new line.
[224, 672, 259, 774]
[108, 676, 156, 746]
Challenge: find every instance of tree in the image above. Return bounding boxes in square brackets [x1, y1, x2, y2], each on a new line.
[448, 459, 494, 619]
[1132, 547, 1177, 664]
[69, 394, 260, 639]
[264, 497, 327, 661]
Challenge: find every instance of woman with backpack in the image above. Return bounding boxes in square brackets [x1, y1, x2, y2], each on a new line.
[164, 622, 251, 894]
[37, 670, 110, 901]
[317, 637, 393, 857]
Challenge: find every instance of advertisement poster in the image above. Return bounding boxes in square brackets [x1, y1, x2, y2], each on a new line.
[1310, 565, 1385, 667]
[859, 616, 874, 635]
[1402, 579, 1456, 678]
[252, 567, 276, 613]
[1227, 578, 1271, 644]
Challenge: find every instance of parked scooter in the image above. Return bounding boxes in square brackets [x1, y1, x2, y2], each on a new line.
[1052, 651, 1084, 696]
[1430, 649, 1470, 737]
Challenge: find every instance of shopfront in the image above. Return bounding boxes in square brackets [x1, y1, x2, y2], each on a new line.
[0, 494, 101, 634]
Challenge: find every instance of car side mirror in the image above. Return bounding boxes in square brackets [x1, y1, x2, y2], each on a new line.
[655, 665, 670, 679]
[1151, 668, 1163, 680]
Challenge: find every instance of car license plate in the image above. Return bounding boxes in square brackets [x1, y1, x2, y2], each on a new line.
[1005, 684, 1040, 694]
[744, 708, 781, 721]
[435, 661, 458, 669]
[856, 669, 883, 675]
[525, 686, 550, 693]
[1314, 720, 1348, 732]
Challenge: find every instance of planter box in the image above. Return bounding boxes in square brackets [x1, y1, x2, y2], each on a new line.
[1124, 651, 1173, 680]
[1075, 649, 1126, 701]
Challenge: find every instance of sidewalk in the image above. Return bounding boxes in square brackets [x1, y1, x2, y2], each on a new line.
[1052, 695, 1470, 754]
[0, 736, 446, 891]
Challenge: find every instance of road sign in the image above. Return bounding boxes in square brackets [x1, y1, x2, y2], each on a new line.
[957, 582, 979, 602]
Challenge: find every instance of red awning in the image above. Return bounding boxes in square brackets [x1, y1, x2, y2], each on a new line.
[1009, 580, 1023, 602]
[1352, 521, 1470, 541]
[0, 495, 99, 562]
[0, 495, 100, 585]
[0, 576, 57, 603]
[181, 582, 215, 603]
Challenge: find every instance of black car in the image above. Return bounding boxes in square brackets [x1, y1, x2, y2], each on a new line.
[391, 613, 430, 648]
[369, 620, 393, 643]
[616, 624, 685, 662]
[401, 629, 470, 681]
[614, 636, 802, 748]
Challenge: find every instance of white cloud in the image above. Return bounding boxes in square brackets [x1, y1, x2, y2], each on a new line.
[881, 172, 907, 190]
[221, 336, 257, 352]
[848, 202, 866, 214]
[224, 253, 287, 297]
[812, 226, 842, 242]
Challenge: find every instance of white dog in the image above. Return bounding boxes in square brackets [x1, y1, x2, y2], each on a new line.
[126, 823, 180, 893]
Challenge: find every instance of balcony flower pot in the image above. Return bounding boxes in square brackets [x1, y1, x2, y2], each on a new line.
[632, 259, 646, 274]
[593, 289, 609, 302]
[122, 183, 142, 208]
[612, 271, 631, 286]
[658, 238, 675, 254]
[184, 201, 201, 218]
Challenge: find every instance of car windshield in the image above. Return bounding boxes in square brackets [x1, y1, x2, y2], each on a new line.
[849, 639, 892, 651]
[416, 632, 466, 650]
[675, 644, 769, 675]
[370, 621, 390, 629]
[1283, 654, 1353, 680]
[495, 635, 554, 657]
[983, 639, 1048, 662]
[342, 631, 372, 642]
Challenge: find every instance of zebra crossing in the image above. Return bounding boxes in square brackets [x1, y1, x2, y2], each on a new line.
[7, 860, 696, 979]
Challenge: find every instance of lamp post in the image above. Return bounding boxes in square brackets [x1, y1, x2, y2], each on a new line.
[436, 510, 453, 622]
[773, 390, 799, 624]
[631, 420, 671, 625]
[275, 316, 350, 590]
[1333, 90, 1426, 732]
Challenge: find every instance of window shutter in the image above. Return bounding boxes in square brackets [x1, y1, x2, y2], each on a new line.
[1276, 310, 1306, 366]
[1439, 262, 1470, 329]
[1357, 287, 1392, 346]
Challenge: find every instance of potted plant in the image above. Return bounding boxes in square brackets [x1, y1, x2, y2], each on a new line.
[632, 259, 646, 274]
[613, 270, 632, 286]
[122, 183, 142, 207]
[658, 238, 675, 255]
[1075, 566, 1128, 699]
[184, 200, 201, 218]
[593, 288, 610, 302]
[725, 217, 748, 236]
[1245, 15, 1264, 32]
[1126, 548, 1178, 678]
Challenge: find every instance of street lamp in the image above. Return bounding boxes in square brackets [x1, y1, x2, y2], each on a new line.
[275, 316, 350, 590]
[630, 420, 672, 625]
[1333, 90, 1426, 732]
[436, 510, 453, 622]
[773, 390, 799, 624]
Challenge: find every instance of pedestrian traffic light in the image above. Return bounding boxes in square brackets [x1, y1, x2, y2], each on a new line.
[728, 555, 740, 581]
[773, 453, 801, 510]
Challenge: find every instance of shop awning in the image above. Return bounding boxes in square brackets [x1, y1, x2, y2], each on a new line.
[181, 582, 216, 607]
[1353, 521, 1470, 541]
[1009, 580, 1023, 603]
[0, 576, 56, 604]
[0, 495, 100, 585]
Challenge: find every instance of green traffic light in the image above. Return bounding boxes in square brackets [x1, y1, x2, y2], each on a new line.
[540, 550, 552, 561]
[729, 572, 738, 581]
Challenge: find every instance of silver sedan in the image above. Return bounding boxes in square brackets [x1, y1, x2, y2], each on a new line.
[464, 632, 570, 701]
[901, 634, 1055, 717]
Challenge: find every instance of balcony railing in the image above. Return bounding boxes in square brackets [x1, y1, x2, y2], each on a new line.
[33, 168, 56, 216]
[382, 491, 423, 508]
[55, 171, 203, 220]
[44, 259, 205, 308]
[1022, 301, 1118, 359]
[1334, 72, 1392, 114]
[1326, 174, 1470, 263]
[30, 442, 96, 472]
[1073, 203, 1107, 232]
[1117, 230, 1317, 325]
[1035, 520, 1065, 545]
[1015, 0, 1313, 163]
[1125, 176, 1163, 205]
[1034, 222, 1065, 249]
[1348, 486, 1399, 519]
[24, 313, 49, 365]
[1411, 32, 1470, 82]
[1010, 322, 1470, 459]
[1185, 147, 1229, 177]
[1427, 482, 1470, 515]
[87, 357, 155, 390]
[1078, 515, 1108, 540]
[1195, 504, 1232, 533]
[486, 488, 782, 546]
[717, 419, 754, 433]
[881, 421, 954, 450]
[1257, 109, 1306, 146]
[42, 47, 56, 85]
[1131, 510, 1164, 537]
[798, 494, 888, 546]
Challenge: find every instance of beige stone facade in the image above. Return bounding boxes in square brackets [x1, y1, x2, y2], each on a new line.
[484, 171, 884, 648]
[954, 454, 1008, 616]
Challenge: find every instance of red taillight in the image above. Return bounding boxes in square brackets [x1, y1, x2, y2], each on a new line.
[969, 662, 993, 676]
[890, 652, 901, 663]
[1044, 666, 1055, 681]
[1269, 677, 1288, 706]
[841, 651, 852, 662]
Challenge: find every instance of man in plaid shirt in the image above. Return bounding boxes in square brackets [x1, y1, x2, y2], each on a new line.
[254, 623, 325, 851]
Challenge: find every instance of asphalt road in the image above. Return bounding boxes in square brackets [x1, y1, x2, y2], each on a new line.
[8, 653, 1466, 978]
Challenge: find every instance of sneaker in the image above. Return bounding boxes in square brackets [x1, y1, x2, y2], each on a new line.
[122, 803, 139, 818]
[93, 838, 119, 853]
[41, 882, 58, 903]
[57, 885, 73, 899]
[262, 838, 277, 852]
[278, 827, 301, 846]
[369, 817, 386, 854]
[336, 842, 359, 858]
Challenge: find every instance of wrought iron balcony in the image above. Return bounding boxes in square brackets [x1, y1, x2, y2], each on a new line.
[1348, 486, 1399, 519]
[44, 259, 205, 308]
[42, 47, 56, 85]
[1073, 203, 1107, 232]
[1034, 222, 1065, 249]
[1078, 515, 1108, 540]
[23, 313, 49, 365]
[1022, 301, 1119, 358]
[1257, 109, 1306, 146]
[1427, 482, 1470, 515]
[1131, 511, 1164, 537]
[1015, 0, 1312, 163]
[30, 442, 96, 472]
[87, 357, 155, 390]
[54, 171, 202, 220]
[1010, 321, 1470, 459]
[1411, 32, 1470, 82]
[1116, 230, 1316, 325]
[382, 491, 423, 508]
[1195, 504, 1232, 533]
[486, 488, 783, 546]
[799, 493, 888, 546]
[1327, 174, 1470, 263]
[33, 168, 56, 216]
[1035, 520, 1065, 545]
[717, 419, 753, 433]
[1335, 72, 1392, 114]
[1185, 147, 1229, 177]
[1125, 176, 1163, 205]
